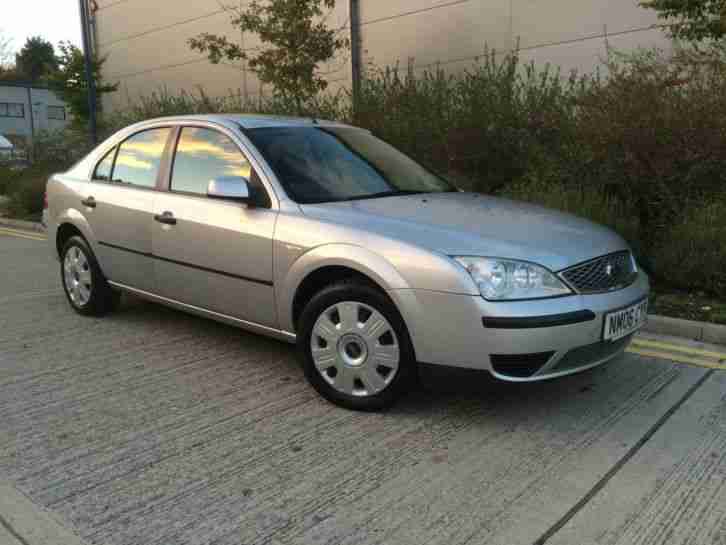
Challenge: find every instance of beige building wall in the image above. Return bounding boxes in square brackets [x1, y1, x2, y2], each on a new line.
[93, 0, 670, 112]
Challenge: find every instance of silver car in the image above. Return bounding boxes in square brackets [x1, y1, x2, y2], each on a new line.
[46, 115, 650, 410]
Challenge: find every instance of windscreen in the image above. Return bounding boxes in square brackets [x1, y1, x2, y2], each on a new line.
[245, 126, 455, 203]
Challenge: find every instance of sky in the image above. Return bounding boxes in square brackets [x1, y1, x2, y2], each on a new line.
[1, 0, 82, 57]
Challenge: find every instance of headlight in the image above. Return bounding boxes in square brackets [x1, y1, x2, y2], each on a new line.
[453, 256, 573, 301]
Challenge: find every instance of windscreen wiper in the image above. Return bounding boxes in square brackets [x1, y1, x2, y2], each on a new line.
[342, 190, 427, 202]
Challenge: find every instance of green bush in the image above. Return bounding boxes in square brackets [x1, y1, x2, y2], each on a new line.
[105, 86, 349, 131]
[1, 129, 90, 218]
[25, 129, 92, 166]
[352, 49, 583, 193]
[0, 165, 22, 196]
[650, 197, 726, 294]
[4, 163, 56, 218]
[572, 47, 726, 251]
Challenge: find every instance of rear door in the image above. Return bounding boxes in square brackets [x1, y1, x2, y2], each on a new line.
[83, 126, 173, 292]
[152, 125, 278, 326]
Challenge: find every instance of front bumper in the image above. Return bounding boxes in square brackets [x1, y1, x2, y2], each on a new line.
[390, 271, 650, 381]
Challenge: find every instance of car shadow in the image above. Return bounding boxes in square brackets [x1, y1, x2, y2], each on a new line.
[390, 354, 620, 420]
[112, 293, 611, 416]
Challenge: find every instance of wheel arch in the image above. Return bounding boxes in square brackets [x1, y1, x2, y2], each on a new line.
[278, 244, 411, 334]
[55, 222, 85, 257]
[291, 265, 390, 331]
[54, 211, 105, 274]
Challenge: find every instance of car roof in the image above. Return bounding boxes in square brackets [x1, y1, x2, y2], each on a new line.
[140, 113, 356, 130]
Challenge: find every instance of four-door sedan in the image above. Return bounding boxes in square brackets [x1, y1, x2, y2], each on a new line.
[46, 114, 649, 410]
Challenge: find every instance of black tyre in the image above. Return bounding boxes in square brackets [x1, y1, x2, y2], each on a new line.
[60, 236, 120, 316]
[297, 280, 417, 411]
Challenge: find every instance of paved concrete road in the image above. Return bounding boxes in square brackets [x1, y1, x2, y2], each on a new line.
[0, 229, 725, 545]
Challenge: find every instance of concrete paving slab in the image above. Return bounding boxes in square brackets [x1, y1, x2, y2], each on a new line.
[547, 369, 726, 545]
[0, 482, 86, 545]
[0, 522, 23, 545]
[1, 230, 726, 545]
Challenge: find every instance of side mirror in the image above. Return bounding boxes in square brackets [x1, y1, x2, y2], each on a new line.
[207, 176, 252, 203]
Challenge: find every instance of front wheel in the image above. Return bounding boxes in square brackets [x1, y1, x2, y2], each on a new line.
[297, 280, 417, 411]
[61, 236, 119, 316]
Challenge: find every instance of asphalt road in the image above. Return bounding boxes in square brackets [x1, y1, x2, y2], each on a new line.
[1, 228, 725, 545]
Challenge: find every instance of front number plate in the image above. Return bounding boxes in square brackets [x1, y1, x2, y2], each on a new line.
[603, 299, 648, 342]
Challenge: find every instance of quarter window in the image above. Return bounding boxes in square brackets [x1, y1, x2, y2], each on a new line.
[113, 128, 171, 188]
[171, 127, 252, 195]
[93, 147, 116, 181]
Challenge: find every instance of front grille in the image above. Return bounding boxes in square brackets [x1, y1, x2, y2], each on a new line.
[560, 251, 637, 294]
[490, 351, 555, 378]
[551, 335, 632, 372]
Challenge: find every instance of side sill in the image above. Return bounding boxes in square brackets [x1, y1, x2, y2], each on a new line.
[109, 281, 296, 343]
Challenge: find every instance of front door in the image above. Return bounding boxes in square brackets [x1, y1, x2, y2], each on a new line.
[151, 126, 278, 327]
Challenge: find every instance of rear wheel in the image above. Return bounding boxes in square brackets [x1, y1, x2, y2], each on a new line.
[61, 236, 119, 316]
[297, 280, 416, 411]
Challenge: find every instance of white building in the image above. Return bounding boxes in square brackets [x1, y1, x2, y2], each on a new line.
[0, 82, 70, 141]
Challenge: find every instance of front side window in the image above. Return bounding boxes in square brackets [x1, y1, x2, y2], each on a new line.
[93, 147, 116, 181]
[113, 128, 171, 188]
[171, 127, 252, 195]
[245, 126, 455, 204]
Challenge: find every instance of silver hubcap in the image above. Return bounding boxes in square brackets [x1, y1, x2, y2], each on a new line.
[310, 301, 400, 397]
[63, 246, 92, 306]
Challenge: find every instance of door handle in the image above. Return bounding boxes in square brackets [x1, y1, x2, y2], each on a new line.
[81, 196, 96, 208]
[154, 211, 177, 225]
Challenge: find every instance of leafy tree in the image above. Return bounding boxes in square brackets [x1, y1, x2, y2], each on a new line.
[15, 36, 58, 82]
[641, 0, 726, 42]
[189, 0, 348, 111]
[0, 30, 12, 67]
[0, 30, 20, 81]
[47, 42, 118, 126]
[0, 66, 20, 82]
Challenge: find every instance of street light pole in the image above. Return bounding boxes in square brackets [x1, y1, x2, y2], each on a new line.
[349, 0, 361, 109]
[78, 0, 98, 144]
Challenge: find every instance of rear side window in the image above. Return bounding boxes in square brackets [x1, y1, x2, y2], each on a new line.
[113, 128, 171, 188]
[171, 127, 252, 195]
[92, 147, 115, 181]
